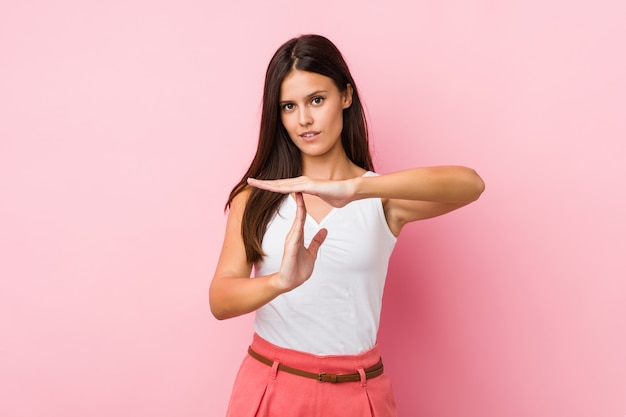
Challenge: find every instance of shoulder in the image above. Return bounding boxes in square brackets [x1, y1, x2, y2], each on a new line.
[223, 187, 253, 234]
[229, 186, 252, 213]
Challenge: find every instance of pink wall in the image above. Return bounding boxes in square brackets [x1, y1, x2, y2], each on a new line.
[1, 1, 624, 416]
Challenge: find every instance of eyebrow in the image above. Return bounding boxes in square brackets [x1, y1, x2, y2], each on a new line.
[279, 90, 328, 105]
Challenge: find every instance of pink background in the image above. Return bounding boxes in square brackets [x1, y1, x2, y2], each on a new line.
[1, 1, 625, 416]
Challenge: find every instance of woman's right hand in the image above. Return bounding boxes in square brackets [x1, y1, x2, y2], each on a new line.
[210, 191, 327, 320]
[273, 192, 328, 292]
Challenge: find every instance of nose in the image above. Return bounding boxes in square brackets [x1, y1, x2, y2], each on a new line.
[298, 107, 313, 126]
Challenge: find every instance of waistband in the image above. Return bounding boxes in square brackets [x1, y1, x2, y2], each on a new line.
[248, 346, 384, 382]
[249, 333, 383, 375]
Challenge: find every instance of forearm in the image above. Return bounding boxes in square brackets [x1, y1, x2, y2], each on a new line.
[209, 273, 282, 320]
[353, 166, 485, 203]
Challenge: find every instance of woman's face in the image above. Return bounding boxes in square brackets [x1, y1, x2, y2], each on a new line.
[279, 70, 352, 159]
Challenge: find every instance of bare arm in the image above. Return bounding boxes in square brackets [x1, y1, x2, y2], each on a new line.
[209, 190, 327, 320]
[247, 165, 485, 236]
[353, 166, 485, 234]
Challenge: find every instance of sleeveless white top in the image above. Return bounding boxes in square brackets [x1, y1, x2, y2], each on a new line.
[253, 172, 397, 355]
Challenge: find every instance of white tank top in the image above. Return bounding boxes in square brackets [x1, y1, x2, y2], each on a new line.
[253, 172, 397, 355]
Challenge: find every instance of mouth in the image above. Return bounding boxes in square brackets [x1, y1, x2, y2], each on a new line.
[300, 131, 320, 142]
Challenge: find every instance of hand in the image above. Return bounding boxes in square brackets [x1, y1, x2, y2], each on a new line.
[247, 176, 356, 208]
[273, 192, 328, 293]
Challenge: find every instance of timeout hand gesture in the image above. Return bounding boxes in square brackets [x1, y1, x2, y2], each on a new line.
[247, 176, 356, 293]
[247, 176, 356, 208]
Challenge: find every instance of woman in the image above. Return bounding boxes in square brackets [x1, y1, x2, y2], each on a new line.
[210, 34, 485, 416]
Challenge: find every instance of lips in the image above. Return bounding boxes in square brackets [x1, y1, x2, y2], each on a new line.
[300, 131, 320, 142]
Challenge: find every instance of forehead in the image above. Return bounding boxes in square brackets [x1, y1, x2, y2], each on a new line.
[279, 70, 338, 100]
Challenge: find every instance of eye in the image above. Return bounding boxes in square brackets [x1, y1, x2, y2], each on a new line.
[281, 103, 295, 112]
[311, 96, 324, 105]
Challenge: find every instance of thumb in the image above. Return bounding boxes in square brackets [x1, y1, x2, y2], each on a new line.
[307, 228, 328, 257]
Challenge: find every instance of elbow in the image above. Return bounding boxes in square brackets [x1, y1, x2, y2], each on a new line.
[465, 168, 485, 202]
[211, 308, 229, 321]
[473, 170, 486, 200]
[208, 287, 229, 321]
[209, 301, 231, 321]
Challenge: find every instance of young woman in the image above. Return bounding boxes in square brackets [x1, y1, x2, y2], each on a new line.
[210, 34, 485, 416]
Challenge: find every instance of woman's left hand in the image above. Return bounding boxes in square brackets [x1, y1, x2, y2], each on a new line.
[247, 176, 357, 208]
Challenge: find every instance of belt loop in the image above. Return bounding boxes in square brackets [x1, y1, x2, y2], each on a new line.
[270, 359, 279, 380]
[357, 367, 366, 388]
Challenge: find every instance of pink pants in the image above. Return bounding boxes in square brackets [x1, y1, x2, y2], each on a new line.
[225, 333, 398, 417]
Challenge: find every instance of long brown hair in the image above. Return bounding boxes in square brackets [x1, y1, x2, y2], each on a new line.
[227, 34, 374, 263]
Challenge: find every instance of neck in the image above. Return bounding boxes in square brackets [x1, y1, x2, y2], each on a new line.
[301, 149, 364, 180]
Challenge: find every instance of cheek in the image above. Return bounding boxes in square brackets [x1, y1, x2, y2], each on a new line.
[281, 114, 300, 140]
[327, 107, 345, 131]
[280, 113, 293, 130]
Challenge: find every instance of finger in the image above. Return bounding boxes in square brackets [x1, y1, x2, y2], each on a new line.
[285, 192, 306, 243]
[307, 228, 328, 257]
[247, 177, 309, 194]
[247, 178, 276, 191]
[247, 177, 287, 192]
[293, 192, 306, 224]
